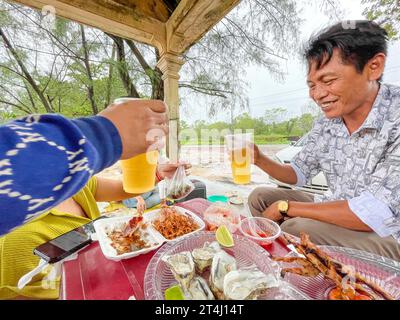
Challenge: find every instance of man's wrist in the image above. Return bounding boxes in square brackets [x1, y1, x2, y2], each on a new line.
[287, 201, 311, 219]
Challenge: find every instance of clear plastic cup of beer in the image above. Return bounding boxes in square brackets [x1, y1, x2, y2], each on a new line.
[114, 97, 160, 193]
[225, 133, 253, 185]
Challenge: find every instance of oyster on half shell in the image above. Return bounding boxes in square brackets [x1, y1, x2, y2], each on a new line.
[223, 267, 279, 300]
[191, 241, 221, 273]
[185, 276, 215, 300]
[209, 250, 237, 299]
[163, 251, 195, 289]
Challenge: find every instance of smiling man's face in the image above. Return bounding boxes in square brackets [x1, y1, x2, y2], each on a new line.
[307, 49, 374, 120]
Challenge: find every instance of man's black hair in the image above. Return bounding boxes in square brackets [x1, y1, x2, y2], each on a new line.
[304, 20, 388, 78]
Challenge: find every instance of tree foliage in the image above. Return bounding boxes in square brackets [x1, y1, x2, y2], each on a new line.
[186, 108, 318, 145]
[0, 0, 340, 124]
[362, 0, 400, 39]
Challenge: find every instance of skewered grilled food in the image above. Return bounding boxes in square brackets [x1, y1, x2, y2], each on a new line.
[273, 233, 395, 300]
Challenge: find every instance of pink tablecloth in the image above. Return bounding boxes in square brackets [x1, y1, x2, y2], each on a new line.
[61, 198, 289, 300]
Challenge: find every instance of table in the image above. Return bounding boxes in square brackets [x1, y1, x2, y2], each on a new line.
[61, 198, 290, 300]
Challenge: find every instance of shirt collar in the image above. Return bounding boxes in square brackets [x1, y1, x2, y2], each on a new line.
[357, 83, 387, 132]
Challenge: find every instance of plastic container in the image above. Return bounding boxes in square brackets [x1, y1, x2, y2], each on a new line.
[203, 202, 241, 233]
[163, 165, 195, 201]
[94, 207, 205, 261]
[282, 245, 400, 300]
[239, 217, 281, 245]
[225, 133, 253, 185]
[143, 231, 310, 300]
[207, 195, 228, 203]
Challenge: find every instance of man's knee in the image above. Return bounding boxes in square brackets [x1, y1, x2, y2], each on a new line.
[281, 217, 319, 237]
[248, 187, 279, 217]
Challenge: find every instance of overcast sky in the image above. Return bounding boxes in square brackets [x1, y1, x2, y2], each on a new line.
[181, 0, 400, 124]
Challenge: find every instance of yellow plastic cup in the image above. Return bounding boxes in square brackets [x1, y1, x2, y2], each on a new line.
[225, 133, 253, 185]
[121, 150, 159, 194]
[113, 97, 160, 194]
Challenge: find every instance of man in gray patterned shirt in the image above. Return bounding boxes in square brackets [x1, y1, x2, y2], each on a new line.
[248, 20, 400, 260]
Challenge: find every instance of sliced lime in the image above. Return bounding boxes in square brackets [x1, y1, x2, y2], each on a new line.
[216, 225, 234, 247]
[165, 285, 185, 300]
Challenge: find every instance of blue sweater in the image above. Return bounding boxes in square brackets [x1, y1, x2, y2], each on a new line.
[0, 114, 122, 235]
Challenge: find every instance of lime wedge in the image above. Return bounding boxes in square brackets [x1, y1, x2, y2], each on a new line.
[165, 285, 185, 300]
[216, 225, 234, 247]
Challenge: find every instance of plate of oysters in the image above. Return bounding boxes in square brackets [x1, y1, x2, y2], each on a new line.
[143, 231, 310, 300]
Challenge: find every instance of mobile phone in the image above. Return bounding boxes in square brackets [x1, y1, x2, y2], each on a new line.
[33, 219, 99, 263]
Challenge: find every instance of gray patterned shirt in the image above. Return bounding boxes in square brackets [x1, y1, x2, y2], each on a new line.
[291, 83, 400, 240]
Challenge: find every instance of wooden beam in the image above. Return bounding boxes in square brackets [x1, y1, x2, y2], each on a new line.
[166, 0, 241, 54]
[11, 0, 167, 52]
[111, 0, 170, 23]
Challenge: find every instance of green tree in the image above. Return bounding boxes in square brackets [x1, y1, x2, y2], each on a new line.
[362, 0, 400, 39]
[295, 113, 316, 135]
[0, 0, 341, 120]
[233, 113, 256, 131]
[179, 0, 342, 118]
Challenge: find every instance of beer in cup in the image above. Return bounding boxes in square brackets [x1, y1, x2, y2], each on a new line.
[114, 97, 160, 193]
[225, 133, 253, 184]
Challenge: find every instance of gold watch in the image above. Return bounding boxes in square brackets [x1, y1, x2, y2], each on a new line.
[277, 200, 289, 217]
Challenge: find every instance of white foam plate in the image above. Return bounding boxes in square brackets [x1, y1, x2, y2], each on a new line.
[144, 207, 205, 243]
[94, 207, 205, 261]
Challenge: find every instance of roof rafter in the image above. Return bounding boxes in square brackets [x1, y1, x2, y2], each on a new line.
[11, 0, 167, 52]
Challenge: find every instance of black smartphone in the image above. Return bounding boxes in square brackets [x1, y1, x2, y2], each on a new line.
[33, 220, 98, 263]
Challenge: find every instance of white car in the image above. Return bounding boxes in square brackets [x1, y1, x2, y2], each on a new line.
[270, 136, 328, 195]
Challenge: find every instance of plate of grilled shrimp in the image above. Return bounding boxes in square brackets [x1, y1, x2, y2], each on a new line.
[273, 233, 400, 300]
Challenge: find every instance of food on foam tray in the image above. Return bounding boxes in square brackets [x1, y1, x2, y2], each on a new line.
[273, 233, 395, 300]
[107, 202, 148, 255]
[153, 205, 199, 240]
[107, 223, 153, 255]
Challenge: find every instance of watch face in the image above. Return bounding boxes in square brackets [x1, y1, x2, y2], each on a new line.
[278, 201, 288, 213]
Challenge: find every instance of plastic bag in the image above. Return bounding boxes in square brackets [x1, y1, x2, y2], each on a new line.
[203, 202, 241, 233]
[163, 165, 195, 201]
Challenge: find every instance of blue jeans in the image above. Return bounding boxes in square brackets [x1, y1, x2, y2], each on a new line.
[122, 188, 161, 209]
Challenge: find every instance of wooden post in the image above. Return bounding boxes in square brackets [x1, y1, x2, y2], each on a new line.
[157, 53, 184, 162]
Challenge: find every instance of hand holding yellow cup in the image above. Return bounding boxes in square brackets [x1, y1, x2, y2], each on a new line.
[113, 97, 161, 193]
[225, 133, 253, 185]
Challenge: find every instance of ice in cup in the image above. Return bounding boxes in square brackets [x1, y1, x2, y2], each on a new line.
[225, 133, 253, 185]
[114, 97, 160, 193]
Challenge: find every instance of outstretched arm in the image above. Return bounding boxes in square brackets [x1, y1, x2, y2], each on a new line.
[0, 114, 122, 235]
[0, 100, 169, 235]
[252, 144, 298, 184]
[94, 177, 137, 202]
[94, 162, 192, 202]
